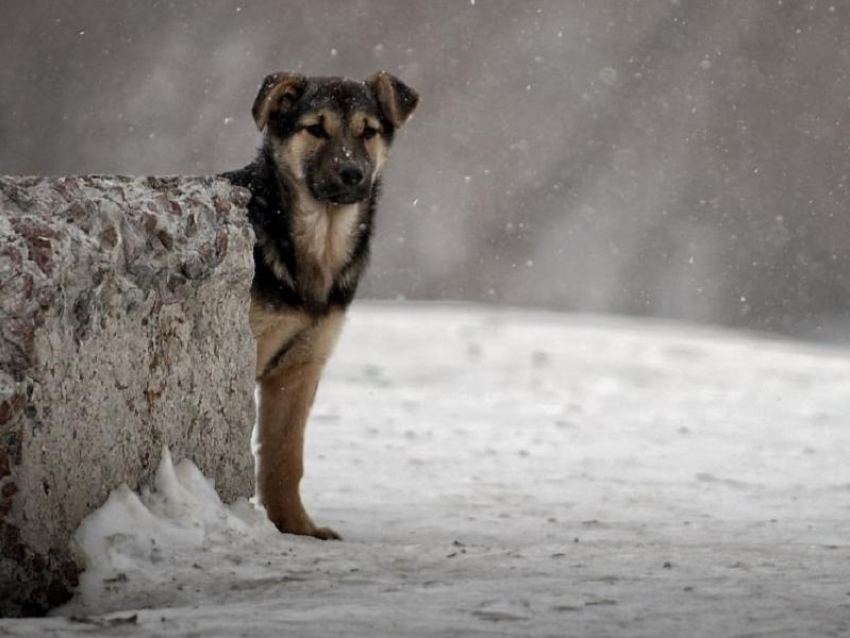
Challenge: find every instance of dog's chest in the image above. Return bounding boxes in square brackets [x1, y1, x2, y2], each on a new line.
[290, 199, 361, 304]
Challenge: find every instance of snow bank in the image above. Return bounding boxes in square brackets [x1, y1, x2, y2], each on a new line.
[70, 448, 272, 612]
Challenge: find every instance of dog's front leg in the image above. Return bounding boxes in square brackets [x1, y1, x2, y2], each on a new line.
[254, 358, 340, 540]
[251, 309, 346, 540]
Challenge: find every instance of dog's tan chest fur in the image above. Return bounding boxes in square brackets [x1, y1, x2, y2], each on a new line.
[290, 187, 362, 305]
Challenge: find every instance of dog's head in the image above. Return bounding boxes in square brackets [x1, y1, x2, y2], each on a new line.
[252, 72, 419, 205]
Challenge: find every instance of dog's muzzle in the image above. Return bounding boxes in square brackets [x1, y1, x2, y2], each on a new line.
[311, 163, 372, 204]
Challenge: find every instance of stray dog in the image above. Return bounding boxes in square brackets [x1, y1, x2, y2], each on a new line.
[223, 72, 418, 539]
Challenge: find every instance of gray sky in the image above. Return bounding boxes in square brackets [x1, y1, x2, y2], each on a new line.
[2, 1, 848, 339]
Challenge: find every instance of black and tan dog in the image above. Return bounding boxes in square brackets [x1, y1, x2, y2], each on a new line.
[223, 72, 418, 539]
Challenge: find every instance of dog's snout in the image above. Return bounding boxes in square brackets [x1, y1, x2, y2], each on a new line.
[311, 159, 372, 203]
[338, 164, 365, 187]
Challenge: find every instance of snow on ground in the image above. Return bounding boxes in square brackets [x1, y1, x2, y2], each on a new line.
[3, 303, 850, 637]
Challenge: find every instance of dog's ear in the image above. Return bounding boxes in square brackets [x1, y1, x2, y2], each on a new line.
[368, 71, 419, 129]
[252, 72, 308, 132]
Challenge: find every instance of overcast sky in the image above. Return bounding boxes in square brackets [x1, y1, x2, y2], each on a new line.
[2, 1, 848, 339]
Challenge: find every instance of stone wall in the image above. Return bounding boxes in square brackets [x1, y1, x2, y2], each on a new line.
[0, 176, 256, 616]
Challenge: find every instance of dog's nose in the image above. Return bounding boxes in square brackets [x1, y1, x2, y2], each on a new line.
[338, 164, 365, 187]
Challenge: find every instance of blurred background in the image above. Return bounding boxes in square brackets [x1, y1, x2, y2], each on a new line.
[2, 0, 848, 340]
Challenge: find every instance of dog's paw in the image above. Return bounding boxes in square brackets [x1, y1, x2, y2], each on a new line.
[271, 517, 342, 541]
[311, 526, 342, 541]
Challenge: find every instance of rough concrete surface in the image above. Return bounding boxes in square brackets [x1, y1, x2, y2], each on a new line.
[0, 175, 256, 616]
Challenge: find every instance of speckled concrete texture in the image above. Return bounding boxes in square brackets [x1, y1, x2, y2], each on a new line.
[0, 176, 256, 616]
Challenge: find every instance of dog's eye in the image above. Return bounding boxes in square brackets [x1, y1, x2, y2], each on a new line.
[304, 124, 328, 139]
[362, 126, 379, 140]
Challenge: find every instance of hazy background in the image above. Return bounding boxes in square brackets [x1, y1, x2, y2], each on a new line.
[2, 0, 848, 340]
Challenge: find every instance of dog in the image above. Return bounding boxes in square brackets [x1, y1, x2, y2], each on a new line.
[222, 72, 418, 539]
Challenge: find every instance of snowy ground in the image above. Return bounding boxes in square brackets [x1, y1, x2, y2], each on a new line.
[3, 303, 850, 637]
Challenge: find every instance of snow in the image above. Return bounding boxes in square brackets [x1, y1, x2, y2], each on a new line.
[4, 303, 850, 637]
